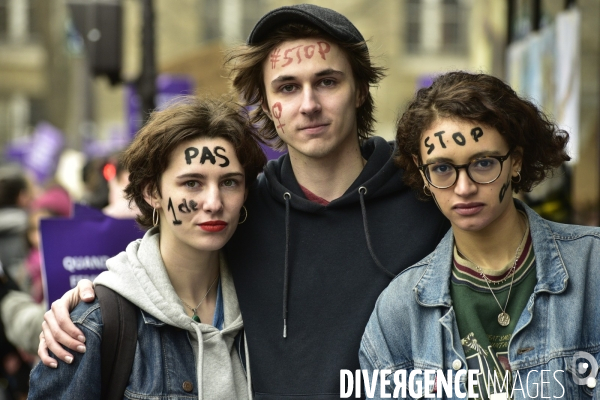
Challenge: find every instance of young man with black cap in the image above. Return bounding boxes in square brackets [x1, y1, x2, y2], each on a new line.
[38, 4, 449, 399]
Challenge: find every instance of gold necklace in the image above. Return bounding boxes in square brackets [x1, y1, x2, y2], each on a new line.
[180, 275, 219, 322]
[461, 216, 528, 327]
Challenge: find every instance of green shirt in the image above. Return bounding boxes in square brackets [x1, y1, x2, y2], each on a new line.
[451, 221, 536, 399]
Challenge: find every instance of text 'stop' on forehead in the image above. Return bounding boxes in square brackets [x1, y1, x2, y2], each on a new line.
[247, 4, 365, 46]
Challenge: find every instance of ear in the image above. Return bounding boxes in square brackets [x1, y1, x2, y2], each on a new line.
[355, 84, 367, 108]
[412, 155, 420, 167]
[511, 146, 523, 177]
[143, 184, 161, 209]
[261, 100, 273, 121]
[413, 155, 427, 185]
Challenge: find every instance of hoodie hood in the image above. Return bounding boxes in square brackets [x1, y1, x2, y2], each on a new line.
[94, 228, 249, 399]
[263, 136, 402, 211]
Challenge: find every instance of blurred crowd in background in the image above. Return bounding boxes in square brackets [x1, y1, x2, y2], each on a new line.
[0, 152, 137, 399]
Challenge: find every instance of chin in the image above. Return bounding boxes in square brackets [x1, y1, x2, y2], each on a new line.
[194, 241, 227, 252]
[190, 234, 231, 252]
[450, 216, 492, 233]
[303, 142, 340, 159]
[289, 136, 335, 157]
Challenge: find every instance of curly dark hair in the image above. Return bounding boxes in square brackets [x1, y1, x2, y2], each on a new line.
[225, 23, 386, 150]
[123, 96, 267, 229]
[394, 71, 570, 200]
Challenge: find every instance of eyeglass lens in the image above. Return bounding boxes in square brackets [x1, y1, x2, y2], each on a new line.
[425, 157, 502, 188]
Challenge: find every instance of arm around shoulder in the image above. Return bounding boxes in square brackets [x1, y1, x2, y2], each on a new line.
[28, 300, 103, 400]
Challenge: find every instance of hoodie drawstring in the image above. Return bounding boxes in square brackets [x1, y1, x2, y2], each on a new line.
[243, 332, 253, 397]
[358, 186, 395, 279]
[282, 192, 291, 338]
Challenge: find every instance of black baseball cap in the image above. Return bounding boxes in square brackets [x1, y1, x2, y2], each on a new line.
[247, 4, 365, 45]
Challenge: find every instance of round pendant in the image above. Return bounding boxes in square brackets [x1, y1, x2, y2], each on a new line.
[192, 314, 201, 323]
[498, 312, 510, 327]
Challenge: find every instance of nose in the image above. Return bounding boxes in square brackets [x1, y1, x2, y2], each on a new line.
[453, 168, 477, 197]
[299, 86, 321, 115]
[202, 184, 223, 214]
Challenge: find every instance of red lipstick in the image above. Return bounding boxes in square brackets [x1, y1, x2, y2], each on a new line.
[199, 220, 227, 232]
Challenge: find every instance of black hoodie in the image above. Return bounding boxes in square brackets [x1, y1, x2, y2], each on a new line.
[224, 136, 449, 399]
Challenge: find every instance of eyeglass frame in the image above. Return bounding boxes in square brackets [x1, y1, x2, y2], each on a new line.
[417, 148, 514, 189]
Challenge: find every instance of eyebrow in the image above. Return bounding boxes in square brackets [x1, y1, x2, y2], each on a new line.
[221, 172, 245, 179]
[269, 68, 345, 86]
[176, 173, 205, 180]
[424, 150, 505, 164]
[176, 172, 244, 180]
[315, 68, 344, 78]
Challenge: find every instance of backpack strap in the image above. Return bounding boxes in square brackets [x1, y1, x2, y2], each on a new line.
[96, 285, 138, 400]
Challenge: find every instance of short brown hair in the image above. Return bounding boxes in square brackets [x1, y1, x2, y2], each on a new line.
[225, 23, 386, 150]
[123, 96, 267, 229]
[394, 71, 570, 199]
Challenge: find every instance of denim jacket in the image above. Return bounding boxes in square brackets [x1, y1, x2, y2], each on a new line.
[28, 299, 248, 399]
[28, 231, 250, 400]
[359, 200, 600, 399]
[37, 300, 202, 399]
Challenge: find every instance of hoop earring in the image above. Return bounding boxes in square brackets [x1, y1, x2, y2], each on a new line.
[423, 185, 432, 197]
[238, 205, 248, 225]
[512, 171, 522, 183]
[152, 207, 159, 227]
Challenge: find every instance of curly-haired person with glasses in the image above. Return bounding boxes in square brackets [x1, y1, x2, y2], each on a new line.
[359, 71, 600, 399]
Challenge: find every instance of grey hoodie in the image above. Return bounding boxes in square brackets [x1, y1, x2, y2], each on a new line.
[0, 207, 28, 275]
[94, 228, 251, 399]
[1, 290, 45, 354]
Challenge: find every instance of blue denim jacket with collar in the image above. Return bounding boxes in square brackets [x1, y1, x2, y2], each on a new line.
[28, 282, 247, 399]
[29, 301, 199, 399]
[359, 200, 600, 399]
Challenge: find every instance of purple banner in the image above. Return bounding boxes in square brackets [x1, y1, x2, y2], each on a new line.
[127, 74, 195, 138]
[4, 136, 32, 165]
[73, 203, 106, 219]
[39, 204, 145, 308]
[5, 122, 65, 184]
[82, 128, 131, 159]
[25, 122, 65, 183]
[155, 74, 195, 110]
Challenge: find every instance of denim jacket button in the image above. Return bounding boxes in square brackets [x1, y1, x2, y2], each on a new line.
[586, 377, 597, 389]
[182, 381, 194, 392]
[452, 359, 462, 370]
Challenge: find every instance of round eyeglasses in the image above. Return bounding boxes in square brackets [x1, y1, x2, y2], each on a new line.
[417, 149, 513, 189]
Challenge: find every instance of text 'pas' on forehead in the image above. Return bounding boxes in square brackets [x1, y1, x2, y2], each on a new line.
[184, 145, 230, 167]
